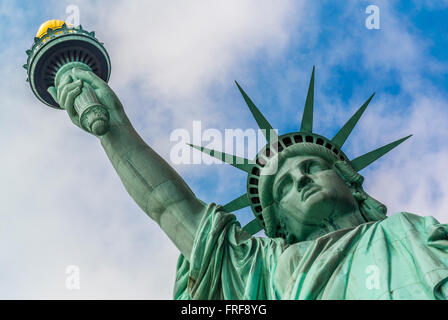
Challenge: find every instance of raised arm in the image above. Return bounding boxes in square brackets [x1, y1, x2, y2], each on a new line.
[48, 68, 205, 260]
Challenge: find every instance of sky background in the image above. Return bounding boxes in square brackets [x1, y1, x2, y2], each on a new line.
[0, 0, 448, 299]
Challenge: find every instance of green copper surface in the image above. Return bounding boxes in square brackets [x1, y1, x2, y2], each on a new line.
[235, 81, 278, 143]
[331, 93, 375, 148]
[188, 143, 254, 173]
[299, 66, 315, 133]
[44, 60, 448, 300]
[26, 23, 112, 135]
[351, 134, 412, 171]
[189, 69, 410, 235]
[25, 23, 111, 109]
[174, 206, 448, 299]
[222, 193, 250, 213]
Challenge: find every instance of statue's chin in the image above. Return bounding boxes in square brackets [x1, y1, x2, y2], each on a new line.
[298, 191, 334, 224]
[279, 191, 358, 237]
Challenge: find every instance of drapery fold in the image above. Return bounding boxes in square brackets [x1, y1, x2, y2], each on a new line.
[174, 204, 448, 300]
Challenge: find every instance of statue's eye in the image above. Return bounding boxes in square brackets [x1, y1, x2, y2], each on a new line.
[276, 176, 293, 200]
[306, 161, 328, 174]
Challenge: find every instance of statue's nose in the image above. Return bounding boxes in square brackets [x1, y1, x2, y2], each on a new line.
[297, 175, 313, 191]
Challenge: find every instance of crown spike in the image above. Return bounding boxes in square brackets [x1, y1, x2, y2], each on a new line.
[222, 194, 250, 213]
[300, 66, 315, 133]
[243, 218, 264, 235]
[332, 93, 375, 148]
[196, 198, 207, 206]
[351, 135, 412, 171]
[188, 143, 254, 173]
[235, 81, 278, 144]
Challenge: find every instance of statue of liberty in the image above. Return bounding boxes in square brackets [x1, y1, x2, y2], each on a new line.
[29, 21, 448, 300]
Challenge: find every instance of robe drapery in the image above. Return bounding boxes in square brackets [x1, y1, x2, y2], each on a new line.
[174, 203, 448, 299]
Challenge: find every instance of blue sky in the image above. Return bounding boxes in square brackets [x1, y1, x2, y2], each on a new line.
[1, 0, 448, 298]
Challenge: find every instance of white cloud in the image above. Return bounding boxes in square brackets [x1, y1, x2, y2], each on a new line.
[1, 0, 447, 299]
[0, 0, 304, 298]
[313, 1, 448, 223]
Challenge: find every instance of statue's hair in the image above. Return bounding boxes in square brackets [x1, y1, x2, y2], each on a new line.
[258, 143, 387, 239]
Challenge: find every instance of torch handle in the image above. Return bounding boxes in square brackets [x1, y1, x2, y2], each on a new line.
[74, 82, 110, 136]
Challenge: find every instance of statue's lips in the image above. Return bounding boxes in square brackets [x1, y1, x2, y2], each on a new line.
[301, 185, 321, 201]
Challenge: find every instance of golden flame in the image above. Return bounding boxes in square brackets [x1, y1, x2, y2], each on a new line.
[36, 20, 69, 38]
[36, 20, 75, 43]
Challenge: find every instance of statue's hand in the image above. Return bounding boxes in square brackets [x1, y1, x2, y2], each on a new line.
[47, 68, 131, 135]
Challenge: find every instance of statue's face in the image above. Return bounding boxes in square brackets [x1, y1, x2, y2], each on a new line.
[273, 155, 357, 236]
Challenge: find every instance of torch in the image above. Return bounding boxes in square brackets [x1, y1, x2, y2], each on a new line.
[24, 20, 111, 136]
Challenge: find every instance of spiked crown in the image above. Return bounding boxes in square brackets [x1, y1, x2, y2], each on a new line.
[190, 67, 411, 236]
